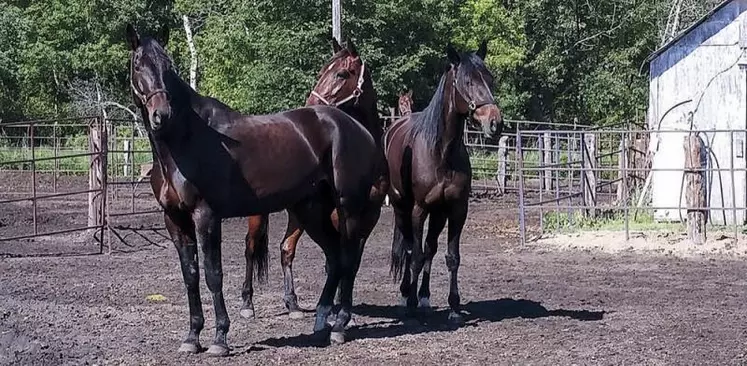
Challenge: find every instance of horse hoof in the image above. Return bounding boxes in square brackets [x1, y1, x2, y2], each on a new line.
[347, 316, 357, 328]
[448, 311, 465, 326]
[240, 307, 255, 319]
[288, 310, 305, 320]
[330, 331, 346, 345]
[177, 342, 200, 354]
[418, 297, 431, 309]
[399, 296, 408, 307]
[206, 344, 229, 357]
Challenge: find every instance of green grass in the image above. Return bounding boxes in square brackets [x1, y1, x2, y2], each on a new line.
[542, 209, 687, 233]
[0, 130, 153, 177]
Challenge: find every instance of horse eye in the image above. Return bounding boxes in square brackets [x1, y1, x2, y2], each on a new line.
[336, 70, 350, 79]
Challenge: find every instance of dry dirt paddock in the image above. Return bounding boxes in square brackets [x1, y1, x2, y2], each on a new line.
[1, 189, 747, 365]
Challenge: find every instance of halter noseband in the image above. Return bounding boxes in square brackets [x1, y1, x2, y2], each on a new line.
[310, 61, 366, 107]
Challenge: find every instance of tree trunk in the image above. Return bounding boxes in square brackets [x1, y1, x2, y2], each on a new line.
[182, 15, 198, 91]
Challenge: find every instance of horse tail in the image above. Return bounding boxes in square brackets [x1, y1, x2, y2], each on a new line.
[247, 215, 270, 284]
[390, 147, 413, 281]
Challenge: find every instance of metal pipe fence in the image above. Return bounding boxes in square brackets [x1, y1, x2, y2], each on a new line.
[512, 128, 747, 245]
[8, 111, 732, 254]
[0, 116, 163, 255]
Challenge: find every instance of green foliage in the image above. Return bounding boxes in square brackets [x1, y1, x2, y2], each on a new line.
[0, 0, 730, 128]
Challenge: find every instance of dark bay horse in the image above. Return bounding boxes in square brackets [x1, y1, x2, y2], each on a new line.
[243, 38, 388, 319]
[385, 41, 502, 324]
[126, 24, 378, 355]
[398, 90, 413, 116]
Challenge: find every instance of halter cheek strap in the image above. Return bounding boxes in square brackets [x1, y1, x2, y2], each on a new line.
[310, 62, 366, 107]
[452, 68, 495, 113]
[130, 58, 171, 107]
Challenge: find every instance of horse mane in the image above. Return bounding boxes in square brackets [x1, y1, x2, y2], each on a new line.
[408, 52, 493, 147]
[139, 37, 239, 115]
[408, 72, 447, 147]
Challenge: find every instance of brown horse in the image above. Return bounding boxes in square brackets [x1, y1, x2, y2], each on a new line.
[243, 38, 388, 319]
[398, 90, 413, 116]
[127, 24, 378, 355]
[385, 41, 502, 324]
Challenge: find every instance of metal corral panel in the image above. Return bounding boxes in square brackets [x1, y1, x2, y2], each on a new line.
[648, 0, 747, 225]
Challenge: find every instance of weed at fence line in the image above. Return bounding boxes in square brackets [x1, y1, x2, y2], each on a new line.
[0, 131, 153, 177]
[541, 209, 686, 232]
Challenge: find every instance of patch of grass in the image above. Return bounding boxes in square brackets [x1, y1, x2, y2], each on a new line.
[542, 209, 686, 232]
[0, 131, 153, 177]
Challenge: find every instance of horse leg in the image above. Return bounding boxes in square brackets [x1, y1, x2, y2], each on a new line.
[405, 204, 427, 317]
[280, 211, 305, 319]
[288, 196, 340, 339]
[165, 211, 204, 354]
[418, 211, 447, 310]
[390, 205, 412, 308]
[193, 207, 230, 357]
[241, 214, 269, 319]
[445, 200, 468, 325]
[329, 197, 369, 344]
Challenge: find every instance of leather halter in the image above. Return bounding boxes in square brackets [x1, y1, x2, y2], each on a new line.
[452, 66, 495, 114]
[310, 62, 366, 107]
[129, 58, 171, 106]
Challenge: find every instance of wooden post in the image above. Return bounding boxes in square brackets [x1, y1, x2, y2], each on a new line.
[582, 133, 597, 217]
[88, 119, 103, 228]
[684, 134, 706, 244]
[496, 136, 509, 194]
[542, 132, 552, 192]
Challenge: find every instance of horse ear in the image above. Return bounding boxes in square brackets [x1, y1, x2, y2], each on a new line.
[156, 24, 170, 47]
[446, 43, 460, 65]
[476, 39, 488, 60]
[345, 38, 358, 57]
[331, 37, 343, 54]
[126, 23, 140, 51]
[407, 89, 413, 98]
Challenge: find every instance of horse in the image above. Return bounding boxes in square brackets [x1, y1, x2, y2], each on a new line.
[126, 24, 379, 355]
[385, 41, 502, 324]
[242, 38, 388, 320]
[398, 89, 413, 116]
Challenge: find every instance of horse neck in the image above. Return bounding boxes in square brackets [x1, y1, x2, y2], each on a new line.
[341, 74, 382, 142]
[357, 78, 382, 140]
[438, 71, 466, 161]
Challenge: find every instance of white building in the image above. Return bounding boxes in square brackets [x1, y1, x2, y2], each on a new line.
[647, 0, 747, 225]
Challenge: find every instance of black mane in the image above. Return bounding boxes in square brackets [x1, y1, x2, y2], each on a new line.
[409, 51, 492, 147]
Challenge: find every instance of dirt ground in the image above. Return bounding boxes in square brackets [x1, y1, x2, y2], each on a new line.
[1, 174, 747, 365]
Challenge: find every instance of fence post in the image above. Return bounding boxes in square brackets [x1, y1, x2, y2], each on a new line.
[617, 137, 626, 205]
[123, 140, 131, 177]
[543, 132, 552, 192]
[516, 130, 526, 246]
[684, 134, 706, 244]
[88, 116, 108, 252]
[582, 133, 597, 218]
[496, 135, 509, 194]
[88, 119, 101, 229]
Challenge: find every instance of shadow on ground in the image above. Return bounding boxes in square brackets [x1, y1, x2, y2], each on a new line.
[258, 298, 606, 348]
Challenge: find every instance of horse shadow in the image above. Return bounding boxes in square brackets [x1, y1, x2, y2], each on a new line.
[257, 298, 606, 348]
